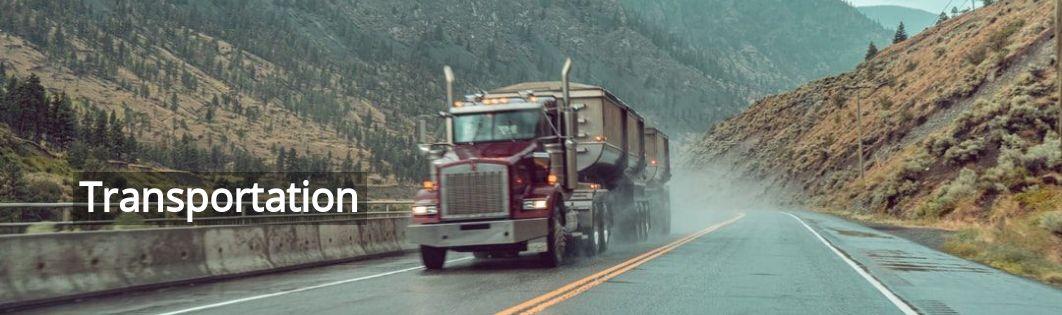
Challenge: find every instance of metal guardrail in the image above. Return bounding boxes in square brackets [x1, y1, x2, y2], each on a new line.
[0, 200, 413, 235]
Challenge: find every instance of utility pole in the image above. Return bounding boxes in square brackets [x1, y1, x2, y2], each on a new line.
[1057, 0, 1061, 152]
[855, 90, 865, 187]
[844, 84, 874, 187]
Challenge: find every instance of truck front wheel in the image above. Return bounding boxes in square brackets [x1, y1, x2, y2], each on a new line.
[420, 245, 447, 270]
[540, 207, 567, 267]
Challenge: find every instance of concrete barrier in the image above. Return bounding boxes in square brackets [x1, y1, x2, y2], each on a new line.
[0, 217, 410, 310]
[203, 226, 272, 275]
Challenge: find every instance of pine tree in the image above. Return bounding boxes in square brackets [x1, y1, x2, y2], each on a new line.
[275, 146, 286, 172]
[341, 151, 354, 172]
[51, 93, 77, 147]
[285, 147, 299, 173]
[864, 42, 879, 61]
[92, 110, 108, 147]
[0, 62, 6, 86]
[893, 22, 908, 44]
[937, 12, 949, 25]
[14, 74, 48, 139]
[0, 77, 14, 127]
[108, 110, 125, 158]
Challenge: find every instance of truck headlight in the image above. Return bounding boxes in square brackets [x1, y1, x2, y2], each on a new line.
[522, 199, 548, 210]
[411, 205, 438, 215]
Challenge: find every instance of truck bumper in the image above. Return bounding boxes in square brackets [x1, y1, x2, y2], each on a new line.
[406, 218, 549, 248]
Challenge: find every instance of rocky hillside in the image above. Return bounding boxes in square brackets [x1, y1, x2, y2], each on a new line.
[0, 0, 891, 177]
[688, 0, 1061, 283]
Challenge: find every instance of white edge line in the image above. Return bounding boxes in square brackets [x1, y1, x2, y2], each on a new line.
[783, 212, 918, 315]
[157, 257, 474, 315]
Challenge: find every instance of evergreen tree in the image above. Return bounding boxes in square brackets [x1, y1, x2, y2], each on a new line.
[91, 110, 108, 147]
[864, 42, 879, 61]
[937, 12, 949, 25]
[285, 147, 299, 173]
[108, 110, 125, 158]
[0, 62, 6, 86]
[275, 146, 286, 172]
[50, 93, 77, 147]
[0, 77, 15, 127]
[14, 74, 48, 140]
[341, 151, 354, 172]
[893, 22, 908, 44]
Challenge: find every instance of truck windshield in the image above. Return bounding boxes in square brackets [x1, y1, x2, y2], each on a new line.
[453, 110, 541, 143]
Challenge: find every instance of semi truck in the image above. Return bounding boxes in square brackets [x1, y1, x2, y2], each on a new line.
[407, 59, 671, 269]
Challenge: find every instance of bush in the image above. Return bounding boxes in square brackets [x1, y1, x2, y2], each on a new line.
[943, 138, 986, 165]
[924, 135, 956, 157]
[24, 222, 57, 234]
[917, 168, 979, 218]
[900, 152, 934, 179]
[22, 173, 63, 202]
[942, 168, 978, 204]
[966, 46, 987, 65]
[113, 212, 147, 230]
[1022, 137, 1061, 172]
[1039, 211, 1062, 236]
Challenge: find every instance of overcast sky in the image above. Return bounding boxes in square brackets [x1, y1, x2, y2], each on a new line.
[845, 0, 979, 13]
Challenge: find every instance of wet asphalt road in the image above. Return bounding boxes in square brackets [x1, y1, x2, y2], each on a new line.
[21, 210, 1062, 315]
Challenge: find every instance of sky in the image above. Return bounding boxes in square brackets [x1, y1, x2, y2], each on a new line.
[845, 0, 979, 13]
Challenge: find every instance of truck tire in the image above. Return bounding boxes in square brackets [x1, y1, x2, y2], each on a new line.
[600, 203, 612, 253]
[420, 245, 447, 270]
[540, 206, 567, 267]
[583, 202, 605, 256]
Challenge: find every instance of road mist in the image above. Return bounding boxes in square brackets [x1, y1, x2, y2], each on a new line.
[667, 163, 788, 234]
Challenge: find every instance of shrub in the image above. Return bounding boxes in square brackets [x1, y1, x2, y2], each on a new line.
[934, 47, 947, 58]
[900, 152, 934, 179]
[925, 135, 956, 157]
[1039, 211, 1062, 236]
[23, 173, 63, 203]
[966, 46, 987, 65]
[113, 212, 147, 230]
[941, 168, 978, 204]
[1022, 137, 1061, 172]
[944, 138, 986, 165]
[25, 222, 57, 234]
[917, 168, 979, 218]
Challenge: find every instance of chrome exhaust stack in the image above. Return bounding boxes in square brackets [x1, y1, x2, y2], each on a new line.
[561, 58, 578, 190]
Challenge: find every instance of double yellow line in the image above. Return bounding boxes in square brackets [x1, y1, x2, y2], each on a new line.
[497, 212, 747, 315]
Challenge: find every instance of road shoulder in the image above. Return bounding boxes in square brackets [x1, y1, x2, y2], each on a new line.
[789, 210, 1062, 315]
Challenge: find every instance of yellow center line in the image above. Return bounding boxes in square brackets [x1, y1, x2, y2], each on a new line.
[497, 212, 746, 315]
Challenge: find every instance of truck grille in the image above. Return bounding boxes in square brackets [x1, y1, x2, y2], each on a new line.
[440, 163, 509, 220]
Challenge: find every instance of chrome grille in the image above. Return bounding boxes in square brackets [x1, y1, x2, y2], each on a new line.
[440, 163, 509, 220]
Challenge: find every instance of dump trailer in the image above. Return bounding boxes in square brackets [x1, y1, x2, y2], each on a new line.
[407, 60, 671, 269]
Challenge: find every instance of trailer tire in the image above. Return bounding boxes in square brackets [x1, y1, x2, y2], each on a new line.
[420, 245, 447, 270]
[540, 205, 567, 268]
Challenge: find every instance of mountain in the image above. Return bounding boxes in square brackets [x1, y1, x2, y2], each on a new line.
[622, 0, 892, 92]
[848, 0, 956, 14]
[858, 5, 939, 34]
[0, 0, 891, 184]
[688, 0, 1060, 283]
